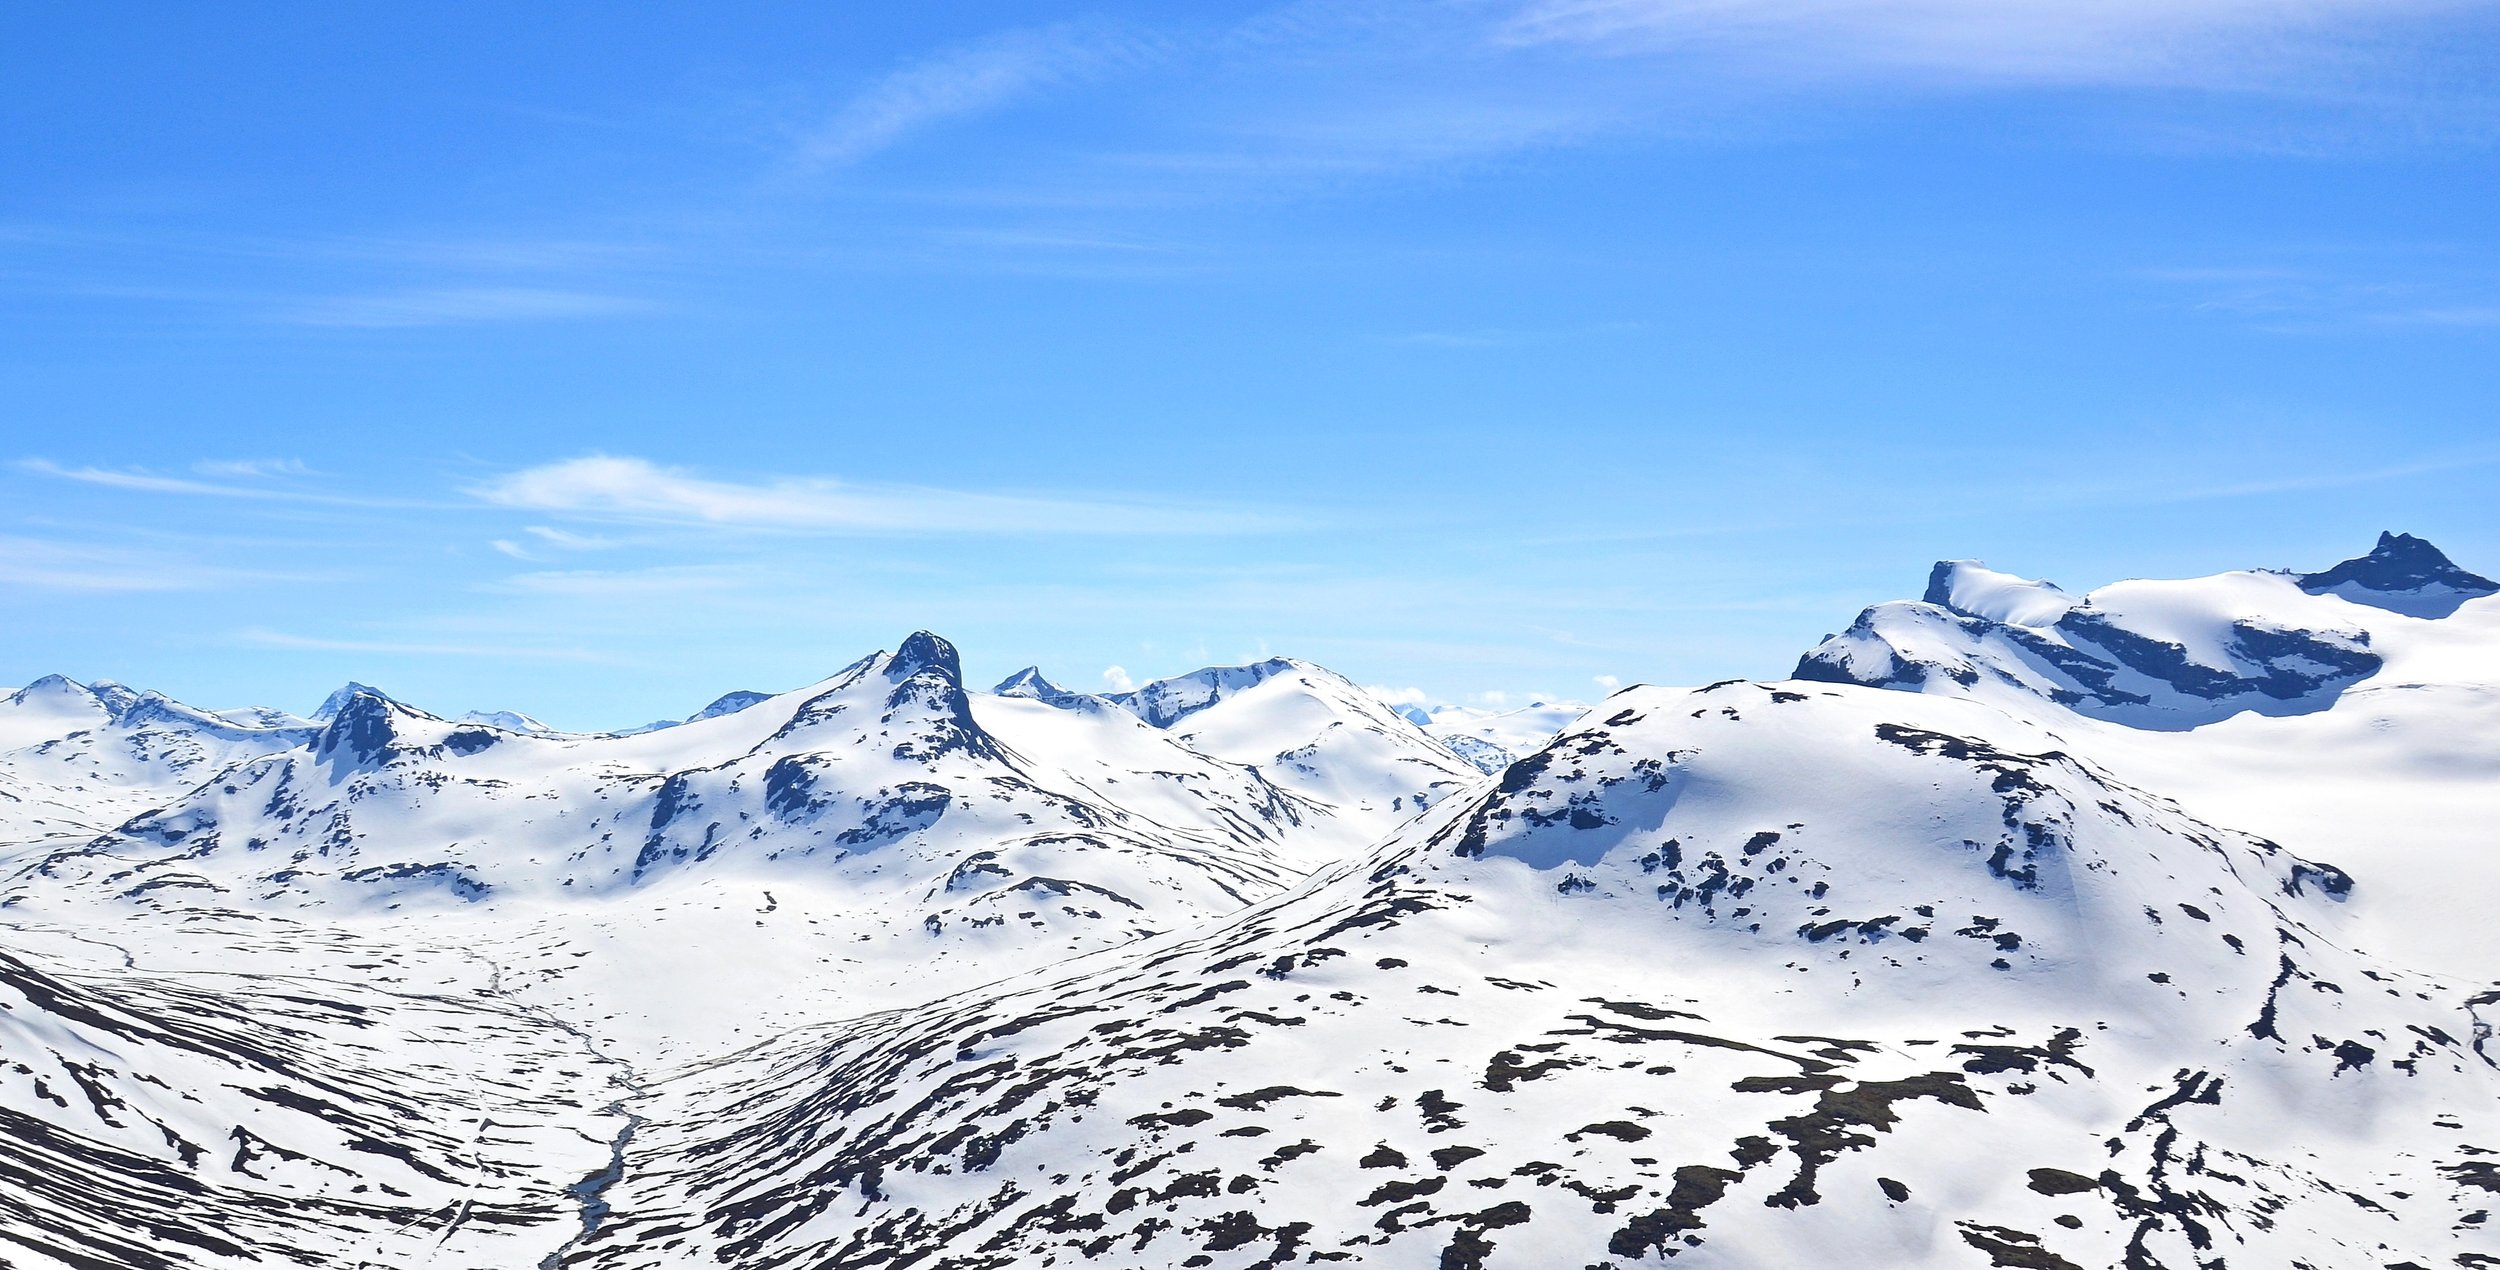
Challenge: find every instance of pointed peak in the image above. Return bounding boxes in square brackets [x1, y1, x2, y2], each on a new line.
[313, 681, 392, 721]
[885, 631, 962, 684]
[688, 689, 772, 723]
[990, 665, 1050, 695]
[315, 689, 413, 765]
[992, 666, 1101, 710]
[992, 666, 1060, 697]
[6, 674, 107, 714]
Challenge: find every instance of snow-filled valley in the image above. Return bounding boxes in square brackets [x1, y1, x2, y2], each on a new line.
[1, 533, 2495, 1269]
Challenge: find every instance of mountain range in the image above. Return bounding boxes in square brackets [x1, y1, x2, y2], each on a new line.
[0, 532, 2492, 1269]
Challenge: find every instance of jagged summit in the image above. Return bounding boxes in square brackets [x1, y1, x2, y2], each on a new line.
[2298, 530, 2498, 617]
[884, 630, 962, 684]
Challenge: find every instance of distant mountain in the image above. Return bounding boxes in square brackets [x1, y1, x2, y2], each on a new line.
[1792, 533, 2491, 729]
[1010, 656, 1490, 835]
[2297, 529, 2497, 616]
[457, 707, 563, 735]
[1402, 699, 1592, 773]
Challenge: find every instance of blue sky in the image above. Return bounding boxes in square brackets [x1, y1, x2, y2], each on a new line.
[4, 1, 2496, 728]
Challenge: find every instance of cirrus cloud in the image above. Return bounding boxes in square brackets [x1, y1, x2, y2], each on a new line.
[467, 455, 1302, 536]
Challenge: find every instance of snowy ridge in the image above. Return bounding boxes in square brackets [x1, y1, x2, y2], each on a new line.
[1016, 655, 1490, 829]
[0, 675, 316, 843]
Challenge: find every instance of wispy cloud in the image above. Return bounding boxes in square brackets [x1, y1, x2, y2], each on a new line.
[14, 458, 420, 508]
[801, 22, 1163, 169]
[2139, 256, 2500, 331]
[468, 455, 1300, 535]
[0, 535, 311, 592]
[277, 286, 656, 328]
[233, 627, 620, 661]
[1494, 0, 2495, 89]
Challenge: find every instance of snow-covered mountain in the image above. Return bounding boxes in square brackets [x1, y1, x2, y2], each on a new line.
[1401, 698, 1593, 772]
[0, 675, 316, 842]
[1, 533, 2495, 1270]
[1003, 655, 1488, 830]
[1794, 531, 2500, 980]
[576, 679, 2498, 1269]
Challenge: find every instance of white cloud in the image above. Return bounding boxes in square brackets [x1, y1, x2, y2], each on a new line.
[1102, 664, 1136, 692]
[469, 455, 1296, 536]
[18, 459, 299, 500]
[1474, 689, 1510, 707]
[1593, 673, 1622, 691]
[1494, 0, 2489, 88]
[1367, 684, 1436, 706]
[16, 457, 431, 510]
[491, 539, 533, 559]
[803, 22, 1160, 168]
[280, 287, 655, 328]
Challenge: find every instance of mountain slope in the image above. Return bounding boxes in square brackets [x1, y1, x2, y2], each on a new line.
[0, 917, 621, 1270]
[575, 680, 2498, 1269]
